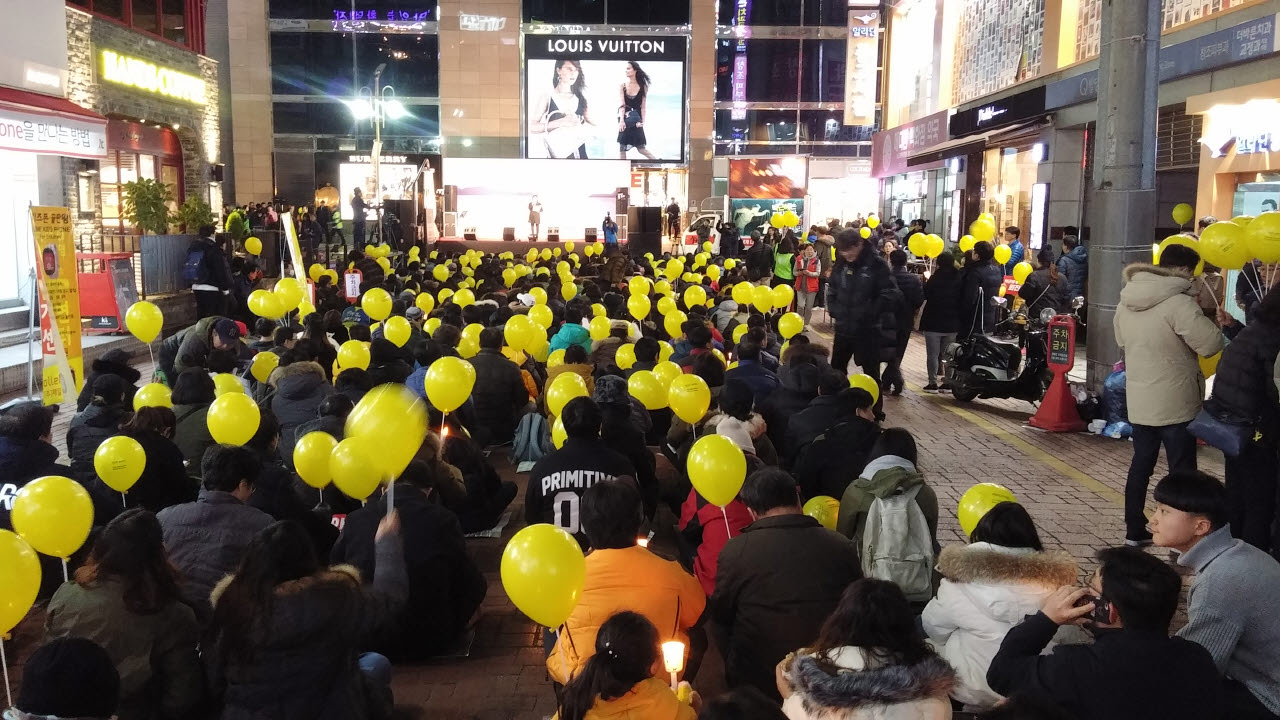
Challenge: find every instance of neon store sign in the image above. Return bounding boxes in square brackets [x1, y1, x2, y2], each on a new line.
[100, 50, 206, 105]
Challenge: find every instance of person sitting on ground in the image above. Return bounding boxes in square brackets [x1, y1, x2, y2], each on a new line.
[546, 343, 597, 398]
[836, 428, 939, 557]
[705, 379, 778, 467]
[550, 307, 593, 354]
[590, 322, 630, 374]
[156, 444, 274, 620]
[334, 366, 372, 405]
[679, 423, 761, 596]
[986, 546, 1223, 720]
[921, 502, 1078, 710]
[724, 338, 780, 406]
[782, 369, 866, 470]
[757, 343, 828, 451]
[77, 348, 140, 412]
[267, 359, 330, 465]
[332, 461, 487, 661]
[7, 637, 121, 720]
[711, 468, 862, 701]
[365, 337, 414, 387]
[778, 578, 956, 719]
[627, 337, 660, 376]
[440, 431, 519, 533]
[207, 517, 408, 719]
[547, 480, 706, 686]
[791, 388, 880, 501]
[66, 374, 132, 481]
[676, 324, 715, 370]
[0, 404, 76, 599]
[526, 397, 637, 549]
[44, 509, 203, 718]
[697, 686, 789, 720]
[168, 368, 219, 476]
[1150, 470, 1280, 719]
[594, 375, 659, 520]
[245, 409, 339, 556]
[112, 407, 195, 515]
[555, 611, 698, 720]
[468, 327, 533, 445]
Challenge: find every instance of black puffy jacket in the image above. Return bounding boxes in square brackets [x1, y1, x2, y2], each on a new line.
[920, 267, 963, 333]
[826, 248, 899, 345]
[959, 259, 1004, 337]
[467, 349, 530, 445]
[1207, 317, 1280, 437]
[270, 362, 331, 463]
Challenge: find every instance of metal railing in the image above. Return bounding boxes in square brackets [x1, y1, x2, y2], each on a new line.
[77, 232, 197, 299]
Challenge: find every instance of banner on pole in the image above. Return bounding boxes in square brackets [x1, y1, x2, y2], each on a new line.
[29, 206, 83, 405]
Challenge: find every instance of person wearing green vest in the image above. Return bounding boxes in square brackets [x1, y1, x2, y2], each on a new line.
[773, 232, 796, 290]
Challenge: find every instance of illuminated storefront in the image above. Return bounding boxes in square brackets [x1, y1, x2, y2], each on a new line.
[1189, 80, 1280, 221]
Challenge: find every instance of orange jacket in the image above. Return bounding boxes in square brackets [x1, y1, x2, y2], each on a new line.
[552, 678, 697, 720]
[547, 546, 706, 684]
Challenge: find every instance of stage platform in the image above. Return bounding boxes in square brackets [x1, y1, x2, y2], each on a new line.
[430, 236, 679, 256]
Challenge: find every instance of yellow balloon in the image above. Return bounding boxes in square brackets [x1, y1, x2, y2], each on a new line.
[626, 370, 665, 410]
[591, 303, 607, 318]
[207, 392, 262, 446]
[1232, 215, 1255, 228]
[540, 249, 553, 261]
[1012, 262, 1033, 285]
[957, 483, 1018, 536]
[11, 476, 93, 558]
[547, 372, 588, 417]
[462, 323, 483, 347]
[529, 335, 550, 363]
[503, 268, 518, 287]
[724, 259, 737, 270]
[438, 288, 455, 305]
[133, 382, 172, 410]
[751, 285, 773, 313]
[668, 374, 711, 424]
[250, 351, 280, 383]
[1199, 351, 1222, 379]
[505, 314, 538, 351]
[733, 324, 750, 344]
[413, 292, 435, 315]
[213, 373, 245, 397]
[925, 234, 945, 259]
[993, 244, 1012, 267]
[849, 373, 880, 404]
[501, 524, 586, 627]
[778, 312, 804, 339]
[94, 435, 146, 493]
[1246, 211, 1280, 263]
[657, 342, 675, 364]
[907, 232, 928, 257]
[530, 287, 548, 306]
[771, 284, 794, 310]
[707, 265, 722, 282]
[294, 431, 337, 489]
[551, 415, 568, 449]
[330, 436, 382, 501]
[655, 280, 673, 296]
[425, 317, 441, 336]
[657, 295, 678, 317]
[547, 349, 566, 369]
[275, 277, 305, 311]
[970, 219, 996, 243]
[628, 276, 649, 297]
[338, 340, 371, 370]
[245, 236, 262, 255]
[731, 282, 754, 305]
[297, 301, 316, 322]
[860, 226, 872, 240]
[376, 257, 391, 273]
[383, 316, 412, 347]
[664, 310, 687, 339]
[530, 304, 554, 330]
[308, 263, 324, 282]
[425, 356, 476, 413]
[457, 336, 480, 358]
[433, 264, 450, 282]
[688, 435, 746, 506]
[453, 288, 477, 308]
[615, 343, 636, 370]
[958, 235, 976, 252]
[247, 289, 285, 319]
[0, 530, 40, 635]
[346, 384, 427, 480]
[803, 496, 840, 530]
[684, 285, 707, 310]
[589, 315, 611, 342]
[125, 301, 163, 344]
[1172, 202, 1195, 226]
[628, 294, 651, 321]
[1155, 235, 1204, 276]
[712, 348, 727, 367]
[866, 215, 880, 229]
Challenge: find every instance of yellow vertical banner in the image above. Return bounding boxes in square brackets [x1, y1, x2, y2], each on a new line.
[30, 206, 83, 405]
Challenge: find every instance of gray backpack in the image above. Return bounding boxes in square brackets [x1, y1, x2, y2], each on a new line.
[861, 483, 934, 602]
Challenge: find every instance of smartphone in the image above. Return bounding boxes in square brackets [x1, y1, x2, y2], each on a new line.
[1073, 593, 1112, 624]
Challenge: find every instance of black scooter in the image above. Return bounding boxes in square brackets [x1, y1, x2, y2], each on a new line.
[944, 294, 1081, 404]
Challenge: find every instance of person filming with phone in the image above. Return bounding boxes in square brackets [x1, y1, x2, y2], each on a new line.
[986, 546, 1222, 720]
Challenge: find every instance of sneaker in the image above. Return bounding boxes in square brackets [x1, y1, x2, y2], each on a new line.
[923, 383, 939, 393]
[1125, 533, 1154, 548]
[939, 382, 953, 393]
[889, 386, 903, 396]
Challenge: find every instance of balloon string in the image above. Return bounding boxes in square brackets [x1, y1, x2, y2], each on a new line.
[121, 492, 127, 508]
[61, 558, 68, 583]
[721, 505, 732, 539]
[1, 637, 11, 709]
[147, 341, 155, 374]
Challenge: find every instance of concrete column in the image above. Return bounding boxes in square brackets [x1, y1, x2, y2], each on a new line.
[1085, 0, 1160, 389]
[437, 0, 522, 158]
[223, 0, 274, 203]
[686, 0, 716, 208]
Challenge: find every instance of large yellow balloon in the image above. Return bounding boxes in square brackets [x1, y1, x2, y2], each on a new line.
[425, 317, 441, 336]
[778, 312, 804, 339]
[628, 294, 651, 321]
[664, 260, 685, 282]
[454, 288, 477, 308]
[707, 265, 722, 282]
[866, 215, 880, 229]
[213, 373, 244, 397]
[415, 292, 436, 315]
[993, 244, 1012, 267]
[803, 495, 840, 530]
[0, 530, 40, 635]
[925, 234, 945, 259]
[504, 314, 538, 352]
[528, 304, 553, 331]
[296, 301, 316, 322]
[529, 335, 551, 363]
[462, 323, 483, 348]
[731, 282, 754, 306]
[433, 264, 450, 282]
[338, 340, 371, 370]
[294, 431, 337, 489]
[250, 351, 280, 383]
[733, 324, 750, 344]
[629, 276, 650, 296]
[684, 285, 707, 310]
[383, 316, 412, 347]
[330, 437, 382, 500]
[657, 295, 678, 317]
[1172, 202, 1194, 226]
[751, 285, 773, 313]
[360, 287, 392, 321]
[668, 374, 711, 424]
[588, 315, 611, 342]
[970, 219, 996, 243]
[547, 349, 566, 369]
[655, 280, 673, 296]
[907, 233, 927, 257]
[425, 356, 477, 412]
[501, 524, 585, 627]
[849, 373, 880, 404]
[1246, 211, 1280, 263]
[551, 415, 568, 449]
[208, 392, 262, 446]
[530, 287, 548, 306]
[958, 235, 977, 252]
[94, 436, 146, 493]
[308, 263, 325, 282]
[688, 435, 746, 506]
[12, 476, 93, 558]
[658, 342, 675, 363]
[771, 284, 794, 310]
[133, 382, 172, 410]
[615, 343, 637, 370]
[628, 370, 666, 410]
[125, 301, 163, 344]
[546, 372, 588, 417]
[958, 483, 1018, 536]
[664, 310, 687, 339]
[248, 289, 285, 319]
[275, 278, 305, 311]
[245, 236, 262, 255]
[561, 283, 577, 301]
[1012, 262, 1033, 285]
[346, 384, 427, 480]
[653, 360, 681, 388]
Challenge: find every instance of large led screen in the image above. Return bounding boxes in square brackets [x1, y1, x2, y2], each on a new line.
[526, 34, 686, 162]
[728, 157, 809, 199]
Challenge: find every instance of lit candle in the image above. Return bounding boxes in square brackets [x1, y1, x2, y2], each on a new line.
[662, 640, 686, 690]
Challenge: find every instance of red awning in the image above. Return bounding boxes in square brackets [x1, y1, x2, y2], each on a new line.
[0, 85, 108, 158]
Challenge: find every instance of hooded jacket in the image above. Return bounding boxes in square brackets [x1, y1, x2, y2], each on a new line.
[554, 677, 696, 720]
[827, 248, 897, 343]
[76, 349, 140, 412]
[758, 361, 823, 451]
[781, 647, 955, 720]
[919, 268, 962, 334]
[171, 401, 214, 475]
[783, 393, 862, 469]
[1113, 264, 1223, 426]
[792, 416, 880, 501]
[270, 361, 331, 463]
[549, 323, 593, 354]
[1206, 314, 1280, 438]
[1056, 244, 1088, 299]
[836, 456, 939, 552]
[921, 543, 1078, 708]
[469, 348, 532, 444]
[546, 545, 706, 685]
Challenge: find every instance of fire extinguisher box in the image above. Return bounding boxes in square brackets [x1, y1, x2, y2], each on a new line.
[77, 252, 139, 335]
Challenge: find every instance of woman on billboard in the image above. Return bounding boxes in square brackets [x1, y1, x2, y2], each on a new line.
[617, 61, 657, 160]
[531, 59, 594, 159]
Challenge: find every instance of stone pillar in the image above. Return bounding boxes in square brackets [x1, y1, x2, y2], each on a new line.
[224, 0, 275, 203]
[437, 0, 522, 158]
[686, 0, 716, 209]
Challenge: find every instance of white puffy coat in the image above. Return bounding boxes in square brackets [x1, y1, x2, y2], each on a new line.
[781, 645, 954, 720]
[920, 543, 1078, 708]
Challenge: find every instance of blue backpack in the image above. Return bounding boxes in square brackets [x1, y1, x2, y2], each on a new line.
[512, 412, 553, 464]
[182, 246, 207, 286]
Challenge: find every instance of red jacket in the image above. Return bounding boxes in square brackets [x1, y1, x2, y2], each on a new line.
[794, 255, 821, 294]
[679, 489, 754, 596]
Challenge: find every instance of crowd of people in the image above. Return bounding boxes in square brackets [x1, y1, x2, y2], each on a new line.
[2, 218, 1278, 720]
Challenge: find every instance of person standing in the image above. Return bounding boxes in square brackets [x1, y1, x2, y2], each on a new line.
[1018, 247, 1067, 319]
[812, 224, 835, 310]
[825, 229, 898, 419]
[529, 195, 543, 239]
[882, 249, 923, 396]
[351, 187, 367, 246]
[920, 251, 961, 392]
[772, 234, 796, 290]
[665, 198, 681, 242]
[958, 241, 1003, 339]
[1057, 231, 1088, 300]
[719, 219, 741, 259]
[1113, 245, 1224, 546]
[187, 224, 232, 319]
[602, 212, 619, 246]
[792, 242, 821, 325]
[1001, 226, 1025, 276]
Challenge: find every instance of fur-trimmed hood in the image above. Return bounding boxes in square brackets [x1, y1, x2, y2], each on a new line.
[1120, 263, 1194, 312]
[936, 542, 1077, 587]
[786, 648, 955, 716]
[269, 360, 328, 397]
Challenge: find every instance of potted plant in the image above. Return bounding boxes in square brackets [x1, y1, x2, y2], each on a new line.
[121, 178, 175, 235]
[174, 194, 215, 234]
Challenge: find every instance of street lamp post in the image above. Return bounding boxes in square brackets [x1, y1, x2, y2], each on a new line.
[345, 62, 409, 246]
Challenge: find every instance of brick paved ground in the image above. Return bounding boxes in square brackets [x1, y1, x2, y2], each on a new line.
[3, 329, 1225, 719]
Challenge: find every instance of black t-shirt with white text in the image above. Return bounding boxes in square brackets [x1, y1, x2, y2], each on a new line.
[524, 437, 637, 549]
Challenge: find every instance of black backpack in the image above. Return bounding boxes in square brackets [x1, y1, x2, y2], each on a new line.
[182, 245, 207, 286]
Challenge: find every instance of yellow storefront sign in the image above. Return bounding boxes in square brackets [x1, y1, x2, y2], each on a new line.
[30, 207, 83, 405]
[100, 49, 206, 105]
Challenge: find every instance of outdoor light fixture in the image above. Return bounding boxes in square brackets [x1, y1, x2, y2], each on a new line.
[345, 62, 414, 244]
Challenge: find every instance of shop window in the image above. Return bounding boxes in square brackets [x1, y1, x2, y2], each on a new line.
[270, 0, 437, 20]
[162, 0, 186, 45]
[523, 0, 688, 24]
[132, 0, 160, 34]
[357, 35, 440, 97]
[800, 40, 846, 103]
[716, 0, 801, 26]
[802, 0, 849, 26]
[735, 40, 801, 103]
[74, 0, 195, 50]
[270, 33, 439, 98]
